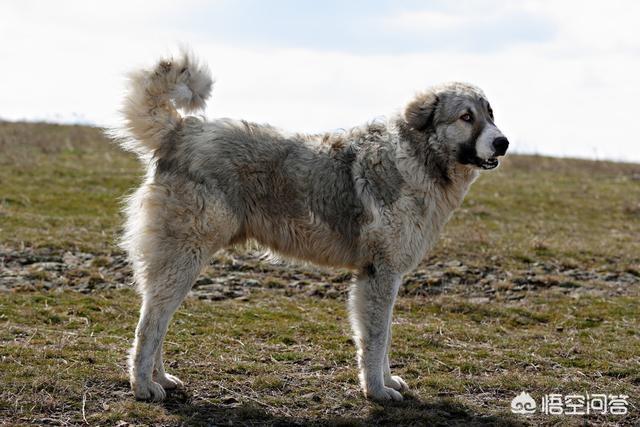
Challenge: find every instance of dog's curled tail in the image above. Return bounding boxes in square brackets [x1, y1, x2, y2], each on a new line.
[112, 51, 213, 157]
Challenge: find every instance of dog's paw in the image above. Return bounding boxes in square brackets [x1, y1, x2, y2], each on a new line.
[385, 375, 409, 392]
[365, 385, 404, 402]
[155, 373, 184, 390]
[133, 381, 166, 401]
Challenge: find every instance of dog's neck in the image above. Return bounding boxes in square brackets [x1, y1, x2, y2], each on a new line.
[393, 118, 479, 196]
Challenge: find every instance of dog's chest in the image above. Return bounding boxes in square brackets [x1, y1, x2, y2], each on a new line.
[379, 185, 467, 273]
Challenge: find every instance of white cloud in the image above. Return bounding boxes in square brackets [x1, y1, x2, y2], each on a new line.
[0, 1, 638, 162]
[384, 10, 470, 31]
[523, 0, 640, 54]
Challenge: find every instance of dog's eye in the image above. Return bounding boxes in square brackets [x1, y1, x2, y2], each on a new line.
[460, 113, 472, 122]
[488, 108, 494, 119]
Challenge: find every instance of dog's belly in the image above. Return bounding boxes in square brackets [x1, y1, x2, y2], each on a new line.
[244, 213, 362, 268]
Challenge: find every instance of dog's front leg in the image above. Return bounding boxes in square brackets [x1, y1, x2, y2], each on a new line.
[348, 265, 403, 401]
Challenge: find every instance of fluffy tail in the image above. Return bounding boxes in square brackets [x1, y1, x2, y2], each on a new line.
[111, 51, 213, 157]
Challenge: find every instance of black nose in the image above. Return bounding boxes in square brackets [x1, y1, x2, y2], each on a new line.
[492, 137, 509, 156]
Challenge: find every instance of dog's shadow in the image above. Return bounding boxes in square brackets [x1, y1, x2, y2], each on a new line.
[161, 389, 525, 426]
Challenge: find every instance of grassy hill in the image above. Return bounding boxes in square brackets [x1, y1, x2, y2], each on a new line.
[1, 122, 639, 425]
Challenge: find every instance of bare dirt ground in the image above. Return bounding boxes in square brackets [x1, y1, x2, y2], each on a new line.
[3, 246, 637, 303]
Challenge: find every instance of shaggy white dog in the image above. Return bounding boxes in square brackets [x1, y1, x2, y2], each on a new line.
[111, 51, 509, 402]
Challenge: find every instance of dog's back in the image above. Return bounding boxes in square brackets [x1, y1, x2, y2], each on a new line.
[154, 116, 377, 267]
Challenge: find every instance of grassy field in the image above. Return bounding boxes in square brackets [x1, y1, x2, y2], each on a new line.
[1, 121, 639, 426]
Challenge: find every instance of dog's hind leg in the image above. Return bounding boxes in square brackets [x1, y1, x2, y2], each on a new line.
[129, 245, 209, 401]
[348, 264, 403, 401]
[124, 184, 240, 401]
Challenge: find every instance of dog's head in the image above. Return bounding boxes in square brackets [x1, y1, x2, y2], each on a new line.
[404, 82, 509, 170]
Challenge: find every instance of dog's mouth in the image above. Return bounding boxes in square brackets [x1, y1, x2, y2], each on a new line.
[462, 155, 500, 170]
[479, 157, 499, 170]
[457, 145, 500, 170]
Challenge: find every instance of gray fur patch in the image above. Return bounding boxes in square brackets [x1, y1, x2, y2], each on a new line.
[154, 120, 373, 261]
[396, 119, 452, 185]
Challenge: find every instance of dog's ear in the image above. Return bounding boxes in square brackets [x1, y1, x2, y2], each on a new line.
[404, 91, 439, 131]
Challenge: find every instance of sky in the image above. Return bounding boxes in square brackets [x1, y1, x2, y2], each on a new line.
[1, 0, 639, 162]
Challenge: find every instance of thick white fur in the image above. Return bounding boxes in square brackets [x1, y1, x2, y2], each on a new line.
[476, 126, 503, 160]
[112, 51, 212, 158]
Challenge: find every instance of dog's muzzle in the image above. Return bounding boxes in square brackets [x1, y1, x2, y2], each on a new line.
[479, 137, 509, 170]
